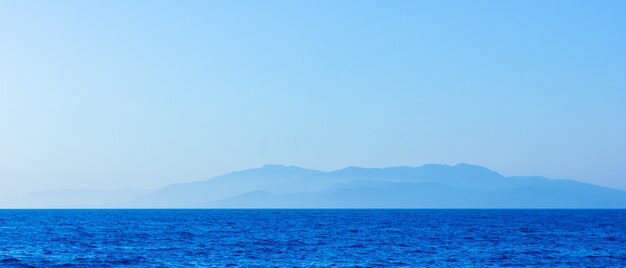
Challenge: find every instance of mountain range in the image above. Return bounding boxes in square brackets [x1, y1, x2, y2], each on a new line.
[3, 164, 626, 208]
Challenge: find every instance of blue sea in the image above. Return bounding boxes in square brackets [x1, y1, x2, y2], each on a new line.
[1, 209, 625, 267]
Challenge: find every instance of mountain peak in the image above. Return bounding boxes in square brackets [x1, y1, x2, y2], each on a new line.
[221, 164, 322, 179]
[453, 163, 502, 176]
[261, 164, 299, 169]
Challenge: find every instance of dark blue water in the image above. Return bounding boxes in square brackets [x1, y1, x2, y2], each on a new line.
[1, 210, 625, 267]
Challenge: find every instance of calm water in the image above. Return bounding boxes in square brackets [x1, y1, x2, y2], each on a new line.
[1, 209, 625, 267]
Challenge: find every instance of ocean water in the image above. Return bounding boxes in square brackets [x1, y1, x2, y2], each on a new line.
[0, 210, 625, 267]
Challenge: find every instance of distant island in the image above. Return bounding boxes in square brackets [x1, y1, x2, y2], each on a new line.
[4, 164, 626, 208]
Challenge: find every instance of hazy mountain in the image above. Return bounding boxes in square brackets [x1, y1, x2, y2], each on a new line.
[6, 164, 625, 208]
[1, 188, 150, 208]
[128, 163, 626, 208]
[130, 164, 322, 207]
[210, 179, 626, 208]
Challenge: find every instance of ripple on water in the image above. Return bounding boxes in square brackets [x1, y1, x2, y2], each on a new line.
[0, 209, 625, 267]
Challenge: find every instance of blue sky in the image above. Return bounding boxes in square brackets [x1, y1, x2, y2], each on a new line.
[1, 1, 625, 195]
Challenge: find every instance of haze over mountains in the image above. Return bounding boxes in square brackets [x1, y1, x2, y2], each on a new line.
[4, 164, 626, 208]
[0, 189, 150, 208]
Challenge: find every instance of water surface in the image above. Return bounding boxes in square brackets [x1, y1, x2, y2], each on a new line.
[1, 209, 625, 267]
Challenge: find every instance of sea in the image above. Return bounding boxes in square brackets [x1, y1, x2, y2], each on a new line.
[0, 209, 625, 267]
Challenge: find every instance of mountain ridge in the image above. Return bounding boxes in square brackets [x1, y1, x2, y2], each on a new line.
[3, 164, 625, 208]
[131, 163, 626, 208]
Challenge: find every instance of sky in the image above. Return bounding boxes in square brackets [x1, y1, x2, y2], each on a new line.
[1, 1, 625, 196]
